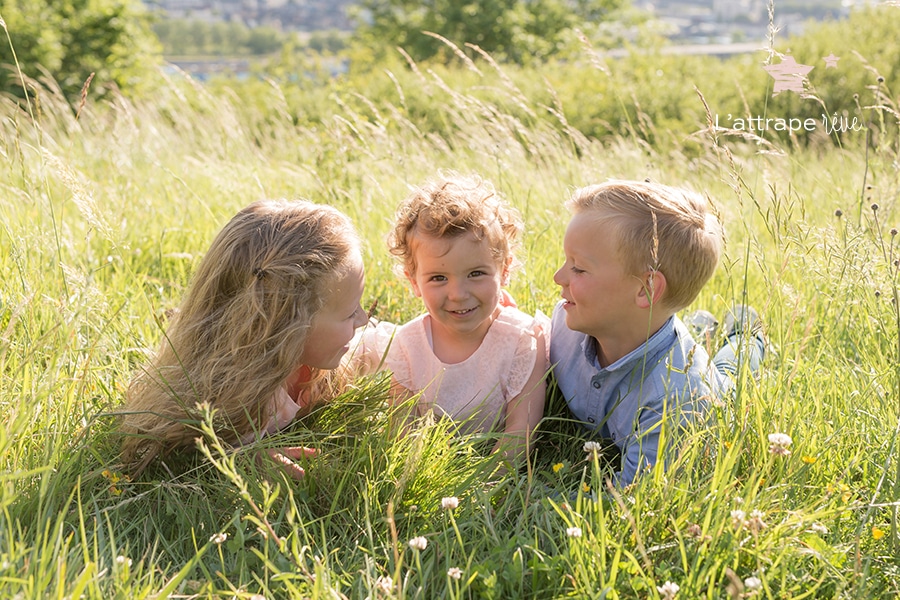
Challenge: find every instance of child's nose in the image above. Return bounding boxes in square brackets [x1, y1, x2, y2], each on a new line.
[447, 280, 468, 300]
[353, 305, 368, 328]
[553, 265, 566, 286]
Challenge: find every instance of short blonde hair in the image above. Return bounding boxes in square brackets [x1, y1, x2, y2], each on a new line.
[568, 180, 723, 311]
[388, 172, 523, 277]
[121, 199, 359, 474]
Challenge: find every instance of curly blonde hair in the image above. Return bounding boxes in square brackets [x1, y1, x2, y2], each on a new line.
[120, 199, 360, 474]
[568, 180, 724, 311]
[388, 173, 523, 278]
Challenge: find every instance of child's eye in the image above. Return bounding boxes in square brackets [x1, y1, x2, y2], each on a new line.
[468, 270, 486, 277]
[429, 275, 446, 282]
[570, 266, 585, 274]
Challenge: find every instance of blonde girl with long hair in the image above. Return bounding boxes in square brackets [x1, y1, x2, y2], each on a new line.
[121, 199, 368, 478]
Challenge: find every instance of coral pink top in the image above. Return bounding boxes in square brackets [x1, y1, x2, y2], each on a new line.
[240, 366, 312, 444]
[351, 305, 549, 434]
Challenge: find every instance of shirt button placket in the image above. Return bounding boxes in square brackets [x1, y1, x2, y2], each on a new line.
[589, 376, 602, 425]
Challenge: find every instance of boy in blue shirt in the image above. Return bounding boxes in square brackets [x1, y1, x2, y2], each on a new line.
[549, 180, 764, 486]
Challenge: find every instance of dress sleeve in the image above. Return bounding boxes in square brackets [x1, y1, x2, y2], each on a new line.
[238, 387, 301, 445]
[504, 310, 551, 399]
[343, 319, 398, 376]
[383, 322, 415, 390]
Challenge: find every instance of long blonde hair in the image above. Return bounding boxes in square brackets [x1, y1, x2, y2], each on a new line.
[120, 199, 360, 473]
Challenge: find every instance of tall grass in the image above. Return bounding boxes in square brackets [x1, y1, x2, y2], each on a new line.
[1, 23, 899, 598]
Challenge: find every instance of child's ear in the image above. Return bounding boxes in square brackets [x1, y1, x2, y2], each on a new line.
[635, 270, 667, 308]
[500, 256, 513, 286]
[405, 270, 422, 298]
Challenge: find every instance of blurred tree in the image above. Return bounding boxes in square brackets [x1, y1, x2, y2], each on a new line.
[307, 29, 348, 55]
[153, 19, 287, 57]
[188, 20, 211, 54]
[352, 0, 628, 64]
[246, 26, 283, 55]
[0, 0, 161, 100]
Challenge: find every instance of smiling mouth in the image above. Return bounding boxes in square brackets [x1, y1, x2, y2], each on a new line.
[448, 308, 477, 316]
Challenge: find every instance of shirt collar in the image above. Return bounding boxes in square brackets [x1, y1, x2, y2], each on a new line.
[580, 316, 677, 371]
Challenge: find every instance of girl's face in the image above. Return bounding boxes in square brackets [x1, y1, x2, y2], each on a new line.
[298, 251, 367, 370]
[407, 231, 509, 344]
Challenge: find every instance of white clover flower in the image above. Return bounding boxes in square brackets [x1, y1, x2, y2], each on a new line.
[657, 581, 680, 599]
[441, 496, 459, 510]
[408, 536, 427, 551]
[375, 575, 393, 594]
[730, 509, 747, 529]
[566, 526, 583, 538]
[447, 567, 463, 580]
[744, 576, 762, 591]
[209, 532, 228, 544]
[583, 441, 603, 454]
[809, 522, 828, 535]
[747, 510, 766, 533]
[115, 555, 133, 567]
[768, 433, 793, 456]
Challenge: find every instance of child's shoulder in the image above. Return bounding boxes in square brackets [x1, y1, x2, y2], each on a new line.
[490, 305, 550, 361]
[493, 304, 549, 334]
[397, 312, 429, 332]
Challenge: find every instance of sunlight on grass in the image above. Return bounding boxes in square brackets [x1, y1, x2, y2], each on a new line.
[1, 16, 899, 597]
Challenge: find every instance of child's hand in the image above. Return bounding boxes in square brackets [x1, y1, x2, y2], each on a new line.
[261, 446, 318, 480]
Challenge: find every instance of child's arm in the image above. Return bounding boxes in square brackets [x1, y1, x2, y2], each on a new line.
[617, 396, 677, 486]
[260, 446, 318, 479]
[493, 333, 547, 467]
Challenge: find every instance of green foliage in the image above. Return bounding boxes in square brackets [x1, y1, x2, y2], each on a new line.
[352, 0, 628, 64]
[2, 3, 900, 598]
[153, 19, 290, 57]
[762, 5, 900, 143]
[0, 0, 161, 100]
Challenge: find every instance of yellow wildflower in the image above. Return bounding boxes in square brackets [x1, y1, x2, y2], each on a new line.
[101, 469, 130, 496]
[802, 456, 817, 464]
[552, 463, 564, 473]
[839, 483, 852, 503]
[872, 527, 885, 540]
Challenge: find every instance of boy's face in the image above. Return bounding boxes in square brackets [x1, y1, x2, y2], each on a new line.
[553, 212, 644, 340]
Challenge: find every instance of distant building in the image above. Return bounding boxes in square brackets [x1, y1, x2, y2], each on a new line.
[631, 0, 847, 44]
[712, 0, 765, 22]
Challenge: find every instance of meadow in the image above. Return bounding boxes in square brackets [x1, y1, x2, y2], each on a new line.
[1, 7, 900, 598]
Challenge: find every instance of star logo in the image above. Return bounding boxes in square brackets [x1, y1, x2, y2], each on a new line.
[823, 53, 840, 68]
[764, 55, 814, 96]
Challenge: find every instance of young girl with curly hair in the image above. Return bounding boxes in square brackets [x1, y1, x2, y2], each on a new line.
[120, 199, 367, 478]
[353, 173, 548, 467]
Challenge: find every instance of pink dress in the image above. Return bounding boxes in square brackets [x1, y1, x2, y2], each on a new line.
[350, 305, 549, 434]
[239, 366, 312, 445]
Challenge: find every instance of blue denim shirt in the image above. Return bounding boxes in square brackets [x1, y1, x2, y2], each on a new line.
[549, 301, 725, 486]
